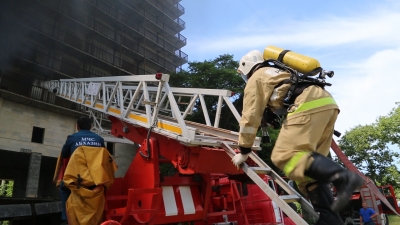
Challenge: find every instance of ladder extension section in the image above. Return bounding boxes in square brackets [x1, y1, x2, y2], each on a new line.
[221, 142, 319, 225]
[331, 140, 400, 216]
[43, 74, 316, 224]
[42, 74, 260, 148]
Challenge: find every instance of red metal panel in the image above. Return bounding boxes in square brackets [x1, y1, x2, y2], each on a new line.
[109, 116, 242, 175]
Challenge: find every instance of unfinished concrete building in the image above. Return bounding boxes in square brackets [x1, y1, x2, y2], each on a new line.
[0, 0, 187, 223]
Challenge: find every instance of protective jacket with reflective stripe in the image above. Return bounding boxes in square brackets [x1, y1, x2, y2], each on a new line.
[238, 67, 339, 151]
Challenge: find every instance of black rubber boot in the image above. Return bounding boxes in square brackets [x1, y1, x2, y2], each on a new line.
[304, 152, 365, 213]
[306, 182, 344, 225]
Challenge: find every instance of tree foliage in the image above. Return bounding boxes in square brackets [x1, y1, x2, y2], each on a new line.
[0, 180, 13, 197]
[169, 54, 244, 131]
[338, 103, 400, 193]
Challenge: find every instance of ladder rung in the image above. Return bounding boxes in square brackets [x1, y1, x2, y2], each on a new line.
[141, 101, 156, 106]
[279, 195, 300, 203]
[249, 167, 271, 174]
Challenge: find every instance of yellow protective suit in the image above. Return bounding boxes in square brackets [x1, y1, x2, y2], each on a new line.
[238, 66, 339, 194]
[63, 146, 118, 225]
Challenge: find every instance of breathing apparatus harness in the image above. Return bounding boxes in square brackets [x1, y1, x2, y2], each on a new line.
[252, 57, 335, 143]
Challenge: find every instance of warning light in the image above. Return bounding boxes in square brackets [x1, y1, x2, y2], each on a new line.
[155, 73, 163, 80]
[231, 91, 235, 97]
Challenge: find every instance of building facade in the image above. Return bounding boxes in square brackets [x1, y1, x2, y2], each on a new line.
[0, 0, 187, 221]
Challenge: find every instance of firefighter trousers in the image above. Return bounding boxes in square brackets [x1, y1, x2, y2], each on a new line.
[271, 108, 339, 194]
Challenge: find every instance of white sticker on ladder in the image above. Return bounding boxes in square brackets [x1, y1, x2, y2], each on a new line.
[162, 186, 196, 216]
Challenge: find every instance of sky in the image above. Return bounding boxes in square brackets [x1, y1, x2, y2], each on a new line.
[179, 0, 400, 137]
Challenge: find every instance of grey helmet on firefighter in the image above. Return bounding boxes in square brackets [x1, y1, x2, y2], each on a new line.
[237, 50, 264, 82]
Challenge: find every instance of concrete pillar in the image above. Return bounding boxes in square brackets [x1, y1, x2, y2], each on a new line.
[113, 143, 139, 178]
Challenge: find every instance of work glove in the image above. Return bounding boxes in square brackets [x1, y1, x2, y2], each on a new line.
[232, 153, 249, 169]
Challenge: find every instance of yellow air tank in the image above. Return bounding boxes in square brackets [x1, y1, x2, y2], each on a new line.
[263, 46, 321, 74]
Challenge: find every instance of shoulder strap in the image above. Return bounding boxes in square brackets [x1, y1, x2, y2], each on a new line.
[278, 50, 291, 62]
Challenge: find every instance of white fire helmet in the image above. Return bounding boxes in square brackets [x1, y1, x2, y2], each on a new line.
[237, 50, 264, 82]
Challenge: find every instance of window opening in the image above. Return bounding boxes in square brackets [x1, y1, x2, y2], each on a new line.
[31, 126, 45, 144]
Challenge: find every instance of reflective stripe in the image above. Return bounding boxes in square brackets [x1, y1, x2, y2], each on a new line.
[179, 186, 195, 215]
[283, 151, 309, 175]
[239, 126, 257, 134]
[295, 176, 314, 186]
[162, 186, 196, 216]
[162, 186, 178, 216]
[287, 97, 336, 116]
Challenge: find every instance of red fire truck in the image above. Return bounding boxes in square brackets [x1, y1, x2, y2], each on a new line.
[44, 73, 399, 225]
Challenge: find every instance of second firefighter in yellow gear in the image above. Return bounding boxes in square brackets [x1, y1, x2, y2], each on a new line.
[234, 49, 364, 224]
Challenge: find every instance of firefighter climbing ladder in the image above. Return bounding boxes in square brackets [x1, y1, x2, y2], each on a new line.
[42, 73, 317, 225]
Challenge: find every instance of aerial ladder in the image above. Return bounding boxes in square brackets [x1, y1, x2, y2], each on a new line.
[42, 73, 399, 225]
[43, 73, 316, 225]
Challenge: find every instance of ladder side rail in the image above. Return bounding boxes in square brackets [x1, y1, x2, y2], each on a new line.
[247, 151, 318, 218]
[223, 96, 241, 123]
[168, 87, 232, 97]
[248, 151, 300, 196]
[222, 142, 310, 225]
[163, 82, 190, 139]
[109, 85, 233, 97]
[59, 74, 163, 83]
[199, 94, 211, 126]
[214, 96, 223, 128]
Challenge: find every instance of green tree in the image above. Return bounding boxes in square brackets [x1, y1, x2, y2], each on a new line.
[0, 180, 13, 197]
[169, 54, 244, 131]
[338, 103, 400, 191]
